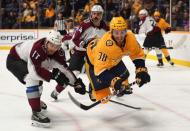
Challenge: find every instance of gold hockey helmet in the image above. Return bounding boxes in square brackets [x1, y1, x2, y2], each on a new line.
[154, 11, 161, 17]
[110, 16, 127, 30]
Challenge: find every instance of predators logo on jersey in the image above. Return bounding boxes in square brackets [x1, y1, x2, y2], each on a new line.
[87, 31, 145, 75]
[105, 40, 113, 46]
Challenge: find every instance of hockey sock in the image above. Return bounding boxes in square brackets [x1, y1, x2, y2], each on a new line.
[143, 48, 150, 59]
[158, 59, 163, 64]
[55, 84, 65, 93]
[155, 49, 163, 64]
[161, 48, 169, 57]
[26, 85, 41, 112]
[165, 56, 171, 62]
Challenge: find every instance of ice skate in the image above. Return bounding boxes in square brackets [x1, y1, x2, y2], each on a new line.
[170, 61, 174, 66]
[31, 111, 51, 128]
[157, 63, 164, 67]
[51, 90, 58, 100]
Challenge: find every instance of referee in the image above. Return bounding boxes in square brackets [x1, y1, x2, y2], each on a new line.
[54, 12, 67, 35]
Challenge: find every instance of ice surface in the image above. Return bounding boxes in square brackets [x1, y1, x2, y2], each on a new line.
[0, 50, 190, 131]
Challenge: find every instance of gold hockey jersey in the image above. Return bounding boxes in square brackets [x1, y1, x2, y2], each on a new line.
[156, 18, 171, 32]
[87, 31, 145, 75]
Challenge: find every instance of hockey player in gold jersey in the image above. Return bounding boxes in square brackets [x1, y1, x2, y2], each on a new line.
[85, 16, 150, 103]
[153, 11, 174, 66]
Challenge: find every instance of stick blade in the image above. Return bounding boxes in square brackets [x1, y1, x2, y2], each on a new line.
[68, 92, 100, 110]
[110, 100, 142, 110]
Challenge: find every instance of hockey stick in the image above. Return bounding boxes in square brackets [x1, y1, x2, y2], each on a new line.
[142, 47, 173, 50]
[68, 81, 141, 110]
[68, 92, 101, 110]
[109, 100, 141, 109]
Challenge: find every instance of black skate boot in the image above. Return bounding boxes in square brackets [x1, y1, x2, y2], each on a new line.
[165, 56, 174, 66]
[31, 111, 51, 128]
[157, 62, 164, 67]
[51, 90, 58, 100]
[170, 61, 174, 66]
[157, 58, 164, 67]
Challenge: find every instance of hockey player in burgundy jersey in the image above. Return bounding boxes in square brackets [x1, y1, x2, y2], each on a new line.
[136, 9, 164, 67]
[6, 30, 86, 127]
[50, 4, 109, 101]
[69, 4, 109, 75]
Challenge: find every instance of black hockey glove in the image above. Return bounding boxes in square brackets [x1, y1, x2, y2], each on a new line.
[73, 78, 86, 95]
[52, 68, 69, 86]
[116, 87, 133, 97]
[147, 31, 153, 36]
[165, 27, 171, 34]
[135, 67, 150, 87]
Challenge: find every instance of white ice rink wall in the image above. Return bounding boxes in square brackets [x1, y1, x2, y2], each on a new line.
[0, 29, 190, 67]
[136, 31, 190, 67]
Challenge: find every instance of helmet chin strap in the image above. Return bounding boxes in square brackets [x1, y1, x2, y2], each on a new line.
[44, 41, 50, 54]
[44, 40, 48, 49]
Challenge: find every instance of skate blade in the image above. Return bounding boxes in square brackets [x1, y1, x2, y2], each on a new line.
[157, 66, 164, 68]
[31, 120, 51, 128]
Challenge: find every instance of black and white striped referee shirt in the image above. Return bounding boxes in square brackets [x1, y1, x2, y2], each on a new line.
[54, 19, 66, 31]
